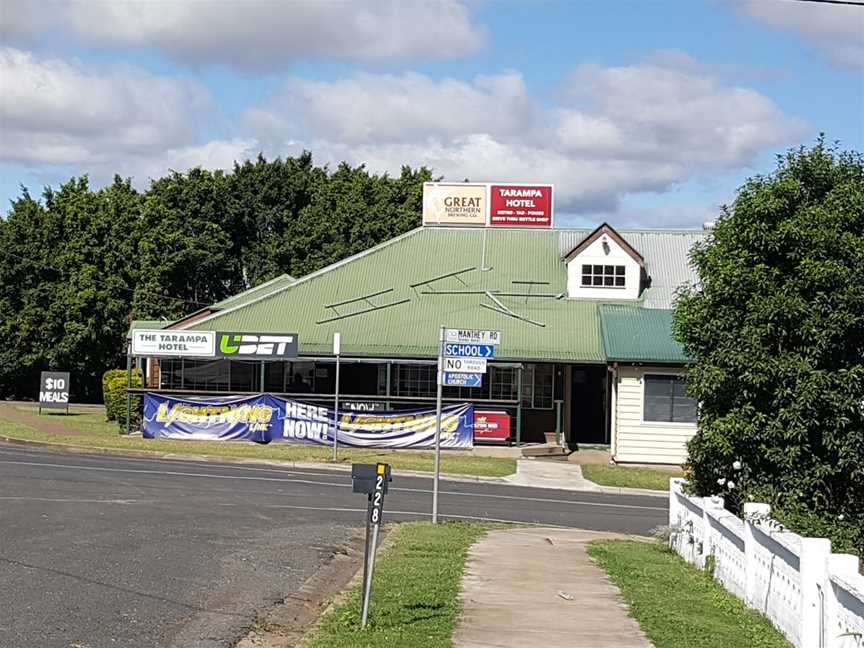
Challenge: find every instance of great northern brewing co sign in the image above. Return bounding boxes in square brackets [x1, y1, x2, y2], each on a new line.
[489, 184, 553, 227]
[422, 183, 487, 226]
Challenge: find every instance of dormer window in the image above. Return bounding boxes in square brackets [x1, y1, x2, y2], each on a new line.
[581, 264, 626, 288]
[563, 223, 644, 300]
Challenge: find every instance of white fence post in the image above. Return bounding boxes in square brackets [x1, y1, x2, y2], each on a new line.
[743, 502, 771, 608]
[669, 477, 686, 551]
[702, 495, 725, 569]
[800, 537, 832, 648]
[827, 554, 862, 648]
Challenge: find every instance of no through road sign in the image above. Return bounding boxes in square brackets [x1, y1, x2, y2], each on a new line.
[443, 357, 487, 374]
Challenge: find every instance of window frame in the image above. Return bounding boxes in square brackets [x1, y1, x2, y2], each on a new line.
[580, 263, 627, 289]
[640, 371, 698, 426]
[510, 363, 555, 410]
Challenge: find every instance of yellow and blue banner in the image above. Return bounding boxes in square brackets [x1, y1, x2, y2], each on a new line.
[143, 393, 474, 449]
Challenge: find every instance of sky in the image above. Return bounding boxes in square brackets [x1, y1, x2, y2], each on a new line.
[0, 0, 862, 228]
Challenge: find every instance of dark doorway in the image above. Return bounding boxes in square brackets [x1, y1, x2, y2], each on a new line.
[569, 365, 607, 445]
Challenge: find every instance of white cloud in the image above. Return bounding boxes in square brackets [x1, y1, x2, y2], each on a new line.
[0, 47, 257, 188]
[244, 72, 535, 145]
[1, 0, 483, 69]
[246, 63, 809, 212]
[733, 0, 864, 69]
[105, 139, 262, 186]
[0, 47, 210, 165]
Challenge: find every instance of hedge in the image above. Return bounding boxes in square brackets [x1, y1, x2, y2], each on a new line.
[102, 368, 143, 432]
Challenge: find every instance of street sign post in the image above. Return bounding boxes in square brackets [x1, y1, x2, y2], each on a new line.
[433, 327, 501, 524]
[352, 463, 392, 628]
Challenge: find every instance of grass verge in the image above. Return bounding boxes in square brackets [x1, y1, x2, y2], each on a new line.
[587, 540, 790, 648]
[581, 464, 682, 491]
[307, 522, 488, 648]
[0, 405, 516, 477]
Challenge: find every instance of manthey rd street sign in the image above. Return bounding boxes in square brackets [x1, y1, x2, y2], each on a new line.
[443, 357, 487, 374]
[442, 372, 483, 387]
[444, 329, 501, 345]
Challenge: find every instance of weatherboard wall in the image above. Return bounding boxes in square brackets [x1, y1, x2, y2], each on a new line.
[614, 365, 696, 464]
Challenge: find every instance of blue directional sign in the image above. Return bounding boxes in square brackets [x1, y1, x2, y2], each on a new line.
[443, 343, 495, 358]
[442, 372, 483, 388]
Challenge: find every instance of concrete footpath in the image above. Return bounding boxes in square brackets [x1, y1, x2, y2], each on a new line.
[453, 528, 654, 648]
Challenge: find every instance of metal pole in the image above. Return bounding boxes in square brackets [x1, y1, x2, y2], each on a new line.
[259, 360, 265, 392]
[516, 365, 523, 447]
[125, 340, 132, 436]
[361, 494, 372, 606]
[332, 352, 341, 461]
[385, 361, 391, 410]
[432, 325, 444, 524]
[360, 521, 380, 628]
[555, 400, 562, 446]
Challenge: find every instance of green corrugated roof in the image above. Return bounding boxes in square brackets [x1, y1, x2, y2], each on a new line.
[211, 273, 296, 310]
[185, 227, 607, 362]
[127, 319, 165, 337]
[600, 304, 690, 363]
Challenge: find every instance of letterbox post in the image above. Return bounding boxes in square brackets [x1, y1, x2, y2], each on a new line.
[351, 462, 391, 628]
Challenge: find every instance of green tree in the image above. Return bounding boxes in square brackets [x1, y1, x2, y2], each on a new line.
[0, 176, 144, 400]
[0, 154, 434, 401]
[673, 140, 864, 554]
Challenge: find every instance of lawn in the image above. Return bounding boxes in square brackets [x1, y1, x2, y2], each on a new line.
[307, 522, 489, 648]
[581, 464, 683, 491]
[587, 540, 790, 648]
[0, 405, 516, 478]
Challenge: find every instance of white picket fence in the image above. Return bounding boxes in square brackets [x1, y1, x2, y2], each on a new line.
[669, 478, 864, 648]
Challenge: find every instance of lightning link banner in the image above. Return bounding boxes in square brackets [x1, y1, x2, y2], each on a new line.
[143, 393, 474, 449]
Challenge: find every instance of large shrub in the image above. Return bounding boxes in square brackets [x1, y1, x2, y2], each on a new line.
[673, 141, 864, 556]
[102, 368, 143, 431]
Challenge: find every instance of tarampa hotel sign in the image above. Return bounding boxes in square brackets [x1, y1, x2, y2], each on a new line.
[132, 330, 215, 357]
[422, 182, 554, 228]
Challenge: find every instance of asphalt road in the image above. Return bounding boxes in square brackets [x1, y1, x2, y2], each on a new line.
[0, 443, 667, 648]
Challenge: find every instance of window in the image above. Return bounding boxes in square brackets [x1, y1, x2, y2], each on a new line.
[523, 364, 554, 409]
[643, 374, 697, 424]
[581, 264, 625, 288]
[395, 364, 437, 397]
[490, 366, 518, 401]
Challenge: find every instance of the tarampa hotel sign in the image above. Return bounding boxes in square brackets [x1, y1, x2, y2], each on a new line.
[422, 182, 554, 228]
